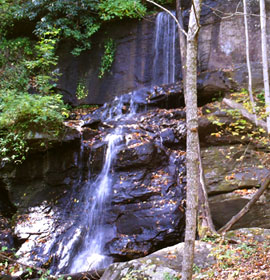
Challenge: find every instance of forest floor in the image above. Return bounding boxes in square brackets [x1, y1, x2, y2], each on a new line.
[193, 229, 270, 280]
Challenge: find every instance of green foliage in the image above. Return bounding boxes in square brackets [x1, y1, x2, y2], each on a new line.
[24, 27, 60, 94]
[0, 0, 20, 37]
[1, 246, 8, 252]
[256, 91, 265, 103]
[0, 90, 68, 164]
[99, 38, 116, 78]
[207, 90, 269, 146]
[2, 0, 174, 58]
[98, 0, 146, 20]
[76, 80, 88, 100]
[0, 131, 28, 164]
[0, 37, 33, 91]
[0, 91, 68, 131]
[14, 0, 147, 56]
[15, 0, 101, 56]
[0, 29, 68, 164]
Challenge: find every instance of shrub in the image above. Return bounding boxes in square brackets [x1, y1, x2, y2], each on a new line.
[0, 90, 68, 164]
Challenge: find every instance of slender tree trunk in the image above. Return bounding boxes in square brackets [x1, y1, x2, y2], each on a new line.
[260, 0, 270, 133]
[243, 0, 257, 124]
[197, 144, 217, 238]
[176, 0, 216, 240]
[181, 1, 202, 279]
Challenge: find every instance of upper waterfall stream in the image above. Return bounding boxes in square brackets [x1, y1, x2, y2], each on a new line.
[152, 11, 178, 85]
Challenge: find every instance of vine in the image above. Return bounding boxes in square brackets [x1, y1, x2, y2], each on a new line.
[99, 38, 116, 78]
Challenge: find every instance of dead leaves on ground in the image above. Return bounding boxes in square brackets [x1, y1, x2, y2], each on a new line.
[193, 233, 270, 280]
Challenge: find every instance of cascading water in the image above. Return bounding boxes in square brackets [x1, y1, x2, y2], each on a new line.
[152, 11, 178, 85]
[70, 131, 122, 272]
[61, 99, 137, 273]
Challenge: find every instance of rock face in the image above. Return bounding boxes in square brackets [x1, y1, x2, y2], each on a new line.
[58, 0, 270, 106]
[57, 14, 165, 106]
[200, 104, 270, 230]
[202, 145, 269, 195]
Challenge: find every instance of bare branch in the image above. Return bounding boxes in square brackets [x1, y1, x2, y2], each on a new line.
[191, 0, 201, 29]
[218, 173, 270, 234]
[202, 2, 270, 20]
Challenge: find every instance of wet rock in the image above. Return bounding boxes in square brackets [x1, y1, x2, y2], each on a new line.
[101, 241, 215, 280]
[82, 128, 99, 141]
[160, 128, 178, 147]
[82, 118, 102, 129]
[115, 142, 157, 170]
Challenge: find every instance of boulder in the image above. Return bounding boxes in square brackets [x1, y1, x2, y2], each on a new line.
[101, 241, 215, 280]
[226, 227, 270, 243]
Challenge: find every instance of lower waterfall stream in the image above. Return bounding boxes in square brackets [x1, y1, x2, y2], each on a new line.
[57, 96, 145, 273]
[70, 132, 123, 272]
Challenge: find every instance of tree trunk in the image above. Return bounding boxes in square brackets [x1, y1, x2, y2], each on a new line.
[243, 0, 257, 124]
[260, 0, 270, 133]
[197, 144, 217, 238]
[181, 1, 202, 279]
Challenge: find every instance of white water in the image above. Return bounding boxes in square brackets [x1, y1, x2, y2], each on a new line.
[70, 131, 123, 272]
[103, 91, 139, 121]
[153, 11, 177, 85]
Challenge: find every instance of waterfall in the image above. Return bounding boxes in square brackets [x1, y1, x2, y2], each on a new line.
[24, 13, 182, 274]
[68, 131, 122, 272]
[63, 16, 180, 270]
[152, 11, 178, 85]
[61, 99, 139, 273]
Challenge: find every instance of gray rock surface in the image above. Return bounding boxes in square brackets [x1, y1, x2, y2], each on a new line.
[202, 144, 269, 195]
[100, 241, 215, 280]
[210, 190, 270, 229]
